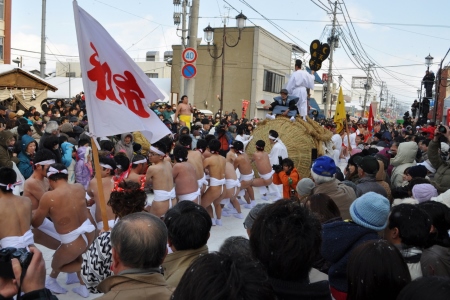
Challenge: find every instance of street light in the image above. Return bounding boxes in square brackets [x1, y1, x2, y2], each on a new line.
[203, 12, 247, 117]
[12, 56, 22, 68]
[338, 75, 343, 87]
[425, 53, 434, 70]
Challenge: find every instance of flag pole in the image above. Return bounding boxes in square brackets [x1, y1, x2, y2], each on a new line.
[91, 137, 109, 231]
[345, 118, 352, 152]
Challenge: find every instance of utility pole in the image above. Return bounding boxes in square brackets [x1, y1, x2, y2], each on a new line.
[185, 0, 200, 104]
[379, 81, 384, 115]
[39, 0, 47, 78]
[324, 1, 338, 118]
[385, 88, 389, 110]
[362, 63, 374, 116]
[179, 0, 188, 99]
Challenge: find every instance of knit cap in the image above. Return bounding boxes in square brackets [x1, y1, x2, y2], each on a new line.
[349, 192, 390, 231]
[296, 178, 315, 196]
[244, 203, 269, 230]
[412, 184, 438, 203]
[60, 123, 73, 133]
[407, 165, 428, 178]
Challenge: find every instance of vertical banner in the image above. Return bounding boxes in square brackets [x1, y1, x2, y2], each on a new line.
[242, 100, 250, 119]
[368, 103, 374, 132]
[447, 108, 450, 127]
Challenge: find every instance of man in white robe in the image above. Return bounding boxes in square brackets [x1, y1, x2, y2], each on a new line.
[286, 60, 316, 120]
[264, 130, 288, 200]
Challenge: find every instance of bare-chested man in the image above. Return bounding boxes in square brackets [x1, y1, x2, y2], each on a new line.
[0, 167, 34, 249]
[197, 138, 211, 158]
[174, 95, 194, 130]
[127, 154, 148, 183]
[179, 135, 207, 194]
[113, 154, 130, 182]
[87, 156, 117, 231]
[202, 139, 226, 222]
[24, 149, 60, 250]
[32, 163, 95, 297]
[146, 142, 175, 218]
[220, 161, 243, 221]
[233, 141, 256, 209]
[251, 140, 275, 201]
[173, 146, 200, 204]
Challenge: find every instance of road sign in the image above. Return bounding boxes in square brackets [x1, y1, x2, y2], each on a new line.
[182, 64, 197, 79]
[182, 47, 197, 63]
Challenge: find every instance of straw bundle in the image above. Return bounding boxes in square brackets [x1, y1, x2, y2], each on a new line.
[246, 116, 332, 178]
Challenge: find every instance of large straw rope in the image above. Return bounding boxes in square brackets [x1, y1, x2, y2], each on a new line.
[246, 116, 332, 178]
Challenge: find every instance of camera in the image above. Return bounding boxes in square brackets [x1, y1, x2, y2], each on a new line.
[0, 247, 33, 279]
[439, 125, 447, 134]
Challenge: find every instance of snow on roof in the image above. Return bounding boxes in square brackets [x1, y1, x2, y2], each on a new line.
[46, 77, 171, 101]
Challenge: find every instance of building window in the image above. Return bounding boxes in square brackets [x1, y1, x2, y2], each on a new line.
[0, 37, 3, 60]
[66, 72, 76, 77]
[0, 0, 4, 20]
[145, 73, 158, 78]
[263, 70, 285, 93]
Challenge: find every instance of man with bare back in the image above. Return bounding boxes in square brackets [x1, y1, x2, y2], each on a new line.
[173, 145, 200, 204]
[145, 142, 175, 218]
[221, 161, 243, 221]
[127, 154, 148, 183]
[32, 163, 95, 297]
[87, 156, 117, 231]
[179, 135, 207, 194]
[0, 167, 34, 249]
[233, 141, 256, 209]
[202, 139, 226, 223]
[174, 95, 194, 130]
[24, 149, 60, 250]
[251, 140, 275, 201]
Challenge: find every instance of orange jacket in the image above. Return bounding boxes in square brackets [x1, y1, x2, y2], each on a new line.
[273, 168, 301, 199]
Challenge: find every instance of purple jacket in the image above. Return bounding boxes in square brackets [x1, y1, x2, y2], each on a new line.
[75, 146, 92, 189]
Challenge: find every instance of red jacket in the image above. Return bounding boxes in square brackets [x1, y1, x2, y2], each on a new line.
[273, 168, 301, 199]
[421, 126, 435, 139]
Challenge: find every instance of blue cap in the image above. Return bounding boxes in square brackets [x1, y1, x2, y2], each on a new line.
[311, 156, 336, 177]
[350, 192, 390, 231]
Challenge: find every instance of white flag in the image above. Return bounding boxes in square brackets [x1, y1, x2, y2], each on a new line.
[73, 1, 170, 143]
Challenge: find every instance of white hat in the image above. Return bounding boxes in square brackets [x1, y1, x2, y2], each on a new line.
[16, 109, 25, 116]
[441, 142, 450, 153]
[417, 160, 436, 174]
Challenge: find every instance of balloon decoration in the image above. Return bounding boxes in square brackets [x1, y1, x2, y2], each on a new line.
[309, 39, 330, 71]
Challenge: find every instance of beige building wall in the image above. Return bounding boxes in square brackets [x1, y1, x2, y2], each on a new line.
[252, 27, 292, 119]
[172, 26, 293, 119]
[55, 61, 171, 79]
[0, 13, 4, 64]
[173, 27, 254, 116]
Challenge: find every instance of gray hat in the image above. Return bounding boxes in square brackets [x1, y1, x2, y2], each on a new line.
[296, 178, 315, 196]
[243, 203, 269, 230]
[69, 116, 79, 123]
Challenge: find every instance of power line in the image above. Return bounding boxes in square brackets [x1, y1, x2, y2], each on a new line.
[309, 0, 330, 13]
[93, 0, 174, 27]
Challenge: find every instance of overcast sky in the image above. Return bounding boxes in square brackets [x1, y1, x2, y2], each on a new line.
[11, 0, 450, 106]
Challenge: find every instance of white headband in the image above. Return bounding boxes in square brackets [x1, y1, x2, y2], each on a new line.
[150, 146, 165, 156]
[36, 159, 55, 166]
[47, 166, 68, 177]
[132, 159, 147, 165]
[268, 135, 278, 142]
[100, 163, 113, 169]
[0, 181, 22, 190]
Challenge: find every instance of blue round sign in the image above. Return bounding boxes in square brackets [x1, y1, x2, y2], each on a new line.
[182, 64, 197, 79]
